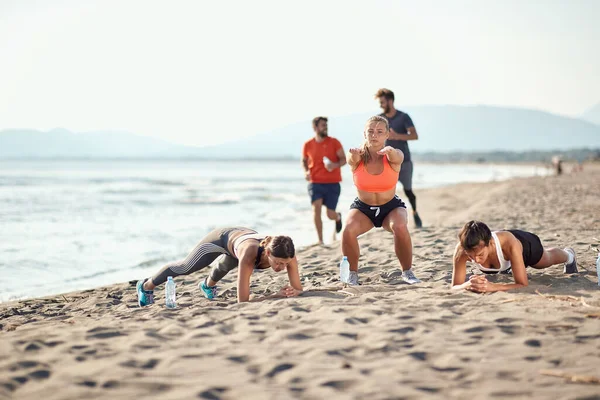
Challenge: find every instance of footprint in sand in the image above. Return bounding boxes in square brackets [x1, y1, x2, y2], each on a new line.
[321, 380, 355, 391]
[524, 339, 542, 347]
[496, 370, 520, 381]
[119, 358, 160, 369]
[198, 387, 229, 400]
[388, 326, 415, 334]
[338, 333, 358, 340]
[344, 317, 369, 325]
[2, 363, 51, 394]
[497, 324, 520, 335]
[86, 326, 127, 340]
[286, 332, 314, 340]
[265, 363, 294, 378]
[408, 351, 428, 361]
[226, 355, 249, 364]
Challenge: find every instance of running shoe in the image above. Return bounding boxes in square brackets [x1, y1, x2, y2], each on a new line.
[336, 212, 343, 233]
[402, 269, 421, 284]
[200, 278, 218, 299]
[136, 279, 155, 307]
[348, 271, 359, 286]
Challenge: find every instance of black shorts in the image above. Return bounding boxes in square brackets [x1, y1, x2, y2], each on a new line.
[509, 230, 544, 266]
[350, 195, 406, 228]
[308, 183, 341, 210]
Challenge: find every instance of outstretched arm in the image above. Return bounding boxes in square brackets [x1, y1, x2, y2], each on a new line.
[377, 146, 404, 169]
[347, 147, 364, 171]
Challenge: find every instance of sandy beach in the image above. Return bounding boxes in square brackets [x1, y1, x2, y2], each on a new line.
[1, 165, 599, 400]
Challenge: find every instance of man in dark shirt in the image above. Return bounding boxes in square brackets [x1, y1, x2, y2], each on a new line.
[375, 88, 423, 228]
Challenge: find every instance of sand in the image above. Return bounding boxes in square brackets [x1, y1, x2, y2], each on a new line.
[1, 164, 600, 400]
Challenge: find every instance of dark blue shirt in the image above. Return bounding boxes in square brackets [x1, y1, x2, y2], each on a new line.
[380, 110, 414, 162]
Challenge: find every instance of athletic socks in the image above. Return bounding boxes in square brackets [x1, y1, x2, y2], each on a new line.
[564, 249, 574, 264]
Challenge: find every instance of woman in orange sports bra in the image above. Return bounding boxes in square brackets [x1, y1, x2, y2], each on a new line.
[342, 115, 420, 286]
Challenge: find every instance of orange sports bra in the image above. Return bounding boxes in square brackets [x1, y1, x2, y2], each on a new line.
[353, 156, 399, 193]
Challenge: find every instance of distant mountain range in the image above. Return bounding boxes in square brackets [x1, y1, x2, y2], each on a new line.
[582, 102, 600, 126]
[1, 105, 599, 159]
[0, 128, 201, 158]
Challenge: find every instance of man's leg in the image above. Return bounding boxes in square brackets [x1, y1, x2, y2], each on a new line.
[308, 183, 325, 243]
[324, 183, 343, 234]
[312, 198, 324, 244]
[399, 161, 422, 228]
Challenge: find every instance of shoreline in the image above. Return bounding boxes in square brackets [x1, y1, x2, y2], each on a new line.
[0, 164, 588, 305]
[0, 161, 556, 303]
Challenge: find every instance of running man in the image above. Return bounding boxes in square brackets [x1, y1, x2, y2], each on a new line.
[302, 116, 346, 244]
[342, 115, 420, 286]
[137, 227, 302, 304]
[375, 88, 423, 228]
[452, 220, 578, 293]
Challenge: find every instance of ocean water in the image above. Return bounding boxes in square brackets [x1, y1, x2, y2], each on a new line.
[0, 160, 549, 302]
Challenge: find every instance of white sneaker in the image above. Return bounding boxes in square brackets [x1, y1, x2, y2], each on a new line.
[348, 271, 359, 286]
[402, 269, 421, 285]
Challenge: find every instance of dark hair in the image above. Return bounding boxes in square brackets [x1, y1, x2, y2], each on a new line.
[375, 88, 394, 102]
[312, 116, 328, 129]
[260, 235, 295, 258]
[458, 220, 492, 251]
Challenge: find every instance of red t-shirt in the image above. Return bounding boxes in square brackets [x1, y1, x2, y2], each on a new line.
[302, 136, 343, 183]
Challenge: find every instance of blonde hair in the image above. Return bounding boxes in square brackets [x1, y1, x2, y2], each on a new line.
[361, 116, 389, 164]
[260, 235, 295, 258]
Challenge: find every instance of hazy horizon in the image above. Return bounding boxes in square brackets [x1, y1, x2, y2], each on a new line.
[1, 0, 599, 147]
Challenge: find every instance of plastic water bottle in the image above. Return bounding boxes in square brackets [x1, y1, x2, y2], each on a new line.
[323, 156, 333, 169]
[596, 251, 600, 286]
[339, 256, 350, 283]
[165, 276, 177, 308]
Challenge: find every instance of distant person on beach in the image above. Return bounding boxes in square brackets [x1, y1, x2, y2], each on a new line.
[302, 116, 346, 244]
[552, 155, 563, 175]
[342, 115, 420, 286]
[137, 227, 302, 305]
[451, 220, 577, 293]
[375, 88, 423, 228]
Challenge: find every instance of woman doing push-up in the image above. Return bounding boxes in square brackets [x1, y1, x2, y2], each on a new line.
[452, 220, 577, 293]
[137, 227, 302, 305]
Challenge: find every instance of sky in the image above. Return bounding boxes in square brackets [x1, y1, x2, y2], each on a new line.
[1, 0, 599, 147]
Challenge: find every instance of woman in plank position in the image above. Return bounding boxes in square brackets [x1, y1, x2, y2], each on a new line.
[452, 220, 577, 293]
[137, 227, 302, 305]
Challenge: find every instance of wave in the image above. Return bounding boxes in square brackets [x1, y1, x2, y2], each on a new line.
[179, 198, 240, 206]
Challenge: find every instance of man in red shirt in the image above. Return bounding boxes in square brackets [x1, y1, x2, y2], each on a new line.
[302, 116, 346, 244]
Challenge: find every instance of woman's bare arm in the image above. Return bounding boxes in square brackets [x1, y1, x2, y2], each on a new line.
[451, 243, 471, 290]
